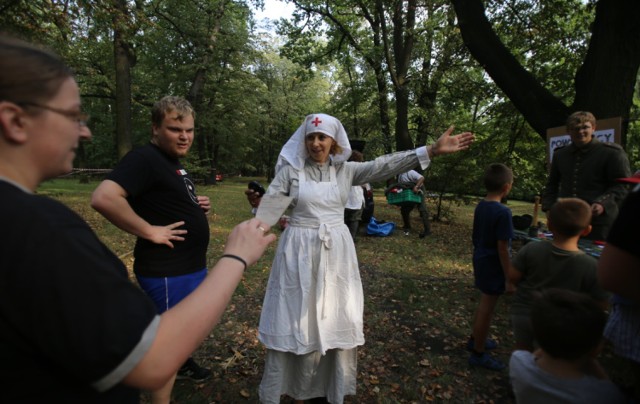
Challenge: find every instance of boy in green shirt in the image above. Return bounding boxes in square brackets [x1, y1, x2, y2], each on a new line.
[509, 198, 609, 351]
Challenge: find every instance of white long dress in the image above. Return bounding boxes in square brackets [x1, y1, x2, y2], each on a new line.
[258, 148, 430, 403]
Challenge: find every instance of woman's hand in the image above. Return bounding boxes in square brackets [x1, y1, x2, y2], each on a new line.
[429, 125, 475, 158]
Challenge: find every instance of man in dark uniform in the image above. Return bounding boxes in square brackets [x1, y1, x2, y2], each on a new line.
[542, 111, 631, 240]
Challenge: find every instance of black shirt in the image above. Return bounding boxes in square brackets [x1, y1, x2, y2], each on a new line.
[0, 181, 158, 402]
[107, 144, 210, 277]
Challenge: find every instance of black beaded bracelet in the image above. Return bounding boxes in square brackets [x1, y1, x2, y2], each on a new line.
[220, 254, 247, 271]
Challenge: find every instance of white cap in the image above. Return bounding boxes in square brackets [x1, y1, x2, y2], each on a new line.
[275, 113, 352, 173]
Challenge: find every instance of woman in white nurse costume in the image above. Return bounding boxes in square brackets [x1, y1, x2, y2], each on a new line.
[252, 113, 474, 403]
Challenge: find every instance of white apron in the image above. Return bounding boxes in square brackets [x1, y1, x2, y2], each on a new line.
[258, 166, 365, 355]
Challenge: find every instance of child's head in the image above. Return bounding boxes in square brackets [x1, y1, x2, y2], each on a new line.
[548, 198, 592, 237]
[483, 163, 513, 193]
[531, 289, 607, 361]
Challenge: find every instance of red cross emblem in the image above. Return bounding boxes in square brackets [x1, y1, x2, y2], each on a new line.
[311, 117, 322, 127]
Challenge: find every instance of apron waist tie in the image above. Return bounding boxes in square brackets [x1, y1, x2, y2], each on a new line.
[316, 221, 343, 319]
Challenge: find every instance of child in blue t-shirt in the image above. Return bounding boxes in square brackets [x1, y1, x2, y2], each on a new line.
[468, 163, 515, 370]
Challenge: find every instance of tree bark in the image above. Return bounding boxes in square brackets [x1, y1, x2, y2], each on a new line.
[381, 0, 417, 151]
[574, 0, 640, 143]
[186, 1, 225, 172]
[113, 0, 134, 159]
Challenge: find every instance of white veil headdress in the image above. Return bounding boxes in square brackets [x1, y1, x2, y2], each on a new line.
[275, 113, 352, 174]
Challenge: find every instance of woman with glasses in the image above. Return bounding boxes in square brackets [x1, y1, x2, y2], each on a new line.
[0, 35, 275, 403]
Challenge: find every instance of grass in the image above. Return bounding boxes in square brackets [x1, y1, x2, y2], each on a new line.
[43, 176, 540, 403]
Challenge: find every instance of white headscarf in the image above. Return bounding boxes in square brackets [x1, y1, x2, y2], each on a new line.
[275, 113, 352, 174]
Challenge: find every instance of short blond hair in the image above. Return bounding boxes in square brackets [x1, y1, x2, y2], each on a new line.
[566, 111, 596, 131]
[151, 96, 195, 127]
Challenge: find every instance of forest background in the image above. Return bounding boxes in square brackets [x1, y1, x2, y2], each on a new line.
[3, 0, 640, 204]
[4, 1, 640, 402]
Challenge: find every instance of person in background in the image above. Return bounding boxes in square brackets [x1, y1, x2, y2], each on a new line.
[396, 169, 431, 238]
[467, 163, 514, 371]
[597, 170, 640, 401]
[509, 289, 626, 404]
[508, 198, 609, 351]
[0, 35, 275, 403]
[91, 97, 212, 402]
[542, 111, 631, 241]
[344, 150, 365, 241]
[246, 113, 474, 403]
[361, 182, 375, 225]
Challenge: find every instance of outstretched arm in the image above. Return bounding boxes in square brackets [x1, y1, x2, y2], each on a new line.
[427, 125, 475, 158]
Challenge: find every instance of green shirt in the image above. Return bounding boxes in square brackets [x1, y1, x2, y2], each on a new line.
[511, 240, 608, 316]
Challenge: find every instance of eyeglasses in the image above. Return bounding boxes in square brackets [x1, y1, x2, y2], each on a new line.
[19, 102, 89, 128]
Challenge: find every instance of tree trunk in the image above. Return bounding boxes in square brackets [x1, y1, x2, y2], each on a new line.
[373, 65, 393, 154]
[186, 1, 225, 171]
[113, 0, 134, 159]
[574, 0, 640, 143]
[189, 67, 209, 165]
[395, 86, 412, 150]
[383, 0, 416, 151]
[415, 5, 457, 147]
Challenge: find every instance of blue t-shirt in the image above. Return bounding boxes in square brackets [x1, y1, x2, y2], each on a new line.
[472, 200, 513, 291]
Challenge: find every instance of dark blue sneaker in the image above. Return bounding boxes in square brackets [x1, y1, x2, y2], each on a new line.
[466, 337, 498, 351]
[468, 352, 506, 371]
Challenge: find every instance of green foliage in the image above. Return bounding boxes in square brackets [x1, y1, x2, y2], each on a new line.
[0, 0, 636, 189]
[626, 74, 640, 171]
[485, 0, 592, 105]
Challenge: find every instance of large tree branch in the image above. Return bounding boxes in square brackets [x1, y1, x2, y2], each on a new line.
[452, 0, 568, 138]
[453, 0, 640, 140]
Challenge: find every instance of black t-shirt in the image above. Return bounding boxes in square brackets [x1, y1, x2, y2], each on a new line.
[0, 181, 158, 403]
[107, 144, 210, 277]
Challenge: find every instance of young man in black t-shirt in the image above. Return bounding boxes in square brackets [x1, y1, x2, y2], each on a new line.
[92, 96, 212, 402]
